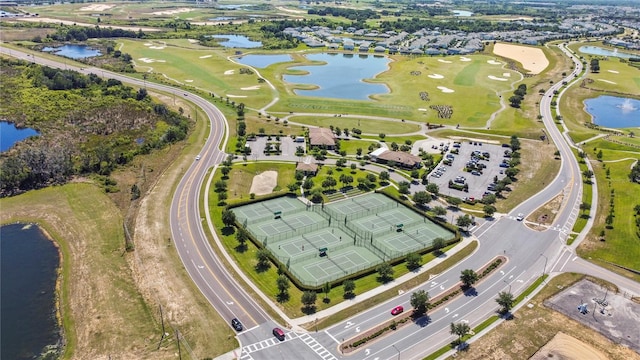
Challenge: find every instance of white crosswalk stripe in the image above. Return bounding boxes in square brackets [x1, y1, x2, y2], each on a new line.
[299, 333, 338, 360]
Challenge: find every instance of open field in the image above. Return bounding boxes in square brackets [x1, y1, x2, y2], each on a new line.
[0, 184, 165, 359]
[453, 274, 640, 360]
[577, 154, 640, 280]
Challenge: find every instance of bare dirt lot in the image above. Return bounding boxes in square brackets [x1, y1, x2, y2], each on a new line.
[493, 43, 549, 74]
[545, 279, 640, 353]
[249, 171, 278, 195]
[454, 274, 640, 360]
[530, 332, 608, 360]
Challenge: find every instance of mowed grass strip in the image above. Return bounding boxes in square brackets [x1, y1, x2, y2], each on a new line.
[577, 154, 640, 279]
[288, 115, 420, 135]
[0, 184, 160, 359]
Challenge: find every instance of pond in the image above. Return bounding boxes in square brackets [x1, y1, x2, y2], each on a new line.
[578, 46, 637, 59]
[234, 54, 292, 68]
[1, 224, 61, 360]
[208, 16, 235, 21]
[283, 53, 390, 101]
[42, 44, 101, 59]
[1, 121, 39, 152]
[584, 96, 640, 128]
[452, 10, 473, 16]
[210, 34, 262, 48]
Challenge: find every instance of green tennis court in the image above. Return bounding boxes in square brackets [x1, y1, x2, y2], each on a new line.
[231, 193, 455, 287]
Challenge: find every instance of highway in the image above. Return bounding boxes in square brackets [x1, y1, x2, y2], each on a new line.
[3, 44, 638, 360]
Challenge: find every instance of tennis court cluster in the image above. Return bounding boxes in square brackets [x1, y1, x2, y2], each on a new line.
[231, 193, 455, 287]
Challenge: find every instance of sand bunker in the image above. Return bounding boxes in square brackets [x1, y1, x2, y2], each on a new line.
[418, 108, 428, 111]
[488, 75, 508, 81]
[438, 59, 452, 64]
[437, 86, 455, 93]
[138, 58, 166, 64]
[226, 94, 247, 98]
[608, 70, 619, 74]
[502, 72, 511, 77]
[493, 42, 549, 74]
[530, 332, 607, 360]
[428, 74, 444, 79]
[79, 4, 115, 12]
[149, 8, 193, 16]
[148, 46, 165, 50]
[187, 39, 198, 43]
[143, 43, 153, 46]
[241, 85, 261, 90]
[250, 171, 278, 195]
[460, 57, 472, 62]
[487, 60, 502, 65]
[199, 55, 212, 59]
[224, 70, 235, 75]
[598, 79, 617, 84]
[184, 80, 193, 83]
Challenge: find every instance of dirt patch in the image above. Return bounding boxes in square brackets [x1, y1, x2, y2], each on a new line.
[249, 171, 278, 195]
[530, 332, 608, 360]
[78, 4, 115, 11]
[528, 193, 564, 230]
[493, 43, 549, 74]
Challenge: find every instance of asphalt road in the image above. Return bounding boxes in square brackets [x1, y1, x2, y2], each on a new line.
[4, 45, 638, 360]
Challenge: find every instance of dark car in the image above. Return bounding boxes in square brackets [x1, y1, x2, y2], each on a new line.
[273, 327, 286, 341]
[391, 305, 404, 315]
[231, 318, 243, 331]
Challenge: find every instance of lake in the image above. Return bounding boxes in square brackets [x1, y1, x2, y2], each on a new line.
[283, 53, 390, 100]
[1, 121, 39, 152]
[210, 34, 262, 48]
[235, 54, 292, 68]
[584, 96, 640, 128]
[452, 10, 473, 16]
[1, 224, 61, 360]
[578, 46, 637, 59]
[42, 44, 101, 59]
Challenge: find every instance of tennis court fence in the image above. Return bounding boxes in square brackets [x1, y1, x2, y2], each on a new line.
[287, 259, 385, 287]
[262, 219, 330, 243]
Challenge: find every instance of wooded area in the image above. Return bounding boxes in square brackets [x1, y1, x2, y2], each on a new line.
[0, 58, 191, 197]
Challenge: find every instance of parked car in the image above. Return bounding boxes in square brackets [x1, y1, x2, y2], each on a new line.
[231, 318, 243, 332]
[273, 327, 286, 341]
[391, 306, 404, 315]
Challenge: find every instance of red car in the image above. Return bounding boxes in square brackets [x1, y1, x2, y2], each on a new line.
[391, 306, 404, 315]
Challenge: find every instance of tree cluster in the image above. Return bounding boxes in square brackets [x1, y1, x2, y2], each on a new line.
[509, 84, 527, 108]
[0, 60, 189, 197]
[48, 26, 142, 42]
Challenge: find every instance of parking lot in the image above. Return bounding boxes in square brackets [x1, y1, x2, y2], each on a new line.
[427, 140, 511, 201]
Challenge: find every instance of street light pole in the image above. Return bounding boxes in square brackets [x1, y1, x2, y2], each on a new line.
[540, 253, 548, 276]
[503, 280, 511, 294]
[392, 344, 400, 360]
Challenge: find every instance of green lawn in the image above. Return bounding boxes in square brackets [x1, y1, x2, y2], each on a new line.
[208, 162, 464, 317]
[289, 115, 420, 135]
[577, 155, 640, 277]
